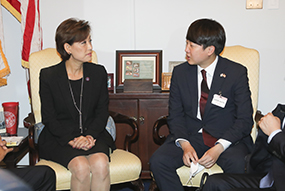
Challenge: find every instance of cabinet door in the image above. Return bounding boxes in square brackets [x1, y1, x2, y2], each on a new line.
[139, 99, 169, 178]
[109, 99, 139, 155]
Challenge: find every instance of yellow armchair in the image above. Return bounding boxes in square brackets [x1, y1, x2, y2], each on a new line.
[151, 45, 260, 188]
[24, 48, 144, 191]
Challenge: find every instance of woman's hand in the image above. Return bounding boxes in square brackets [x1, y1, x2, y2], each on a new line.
[86, 135, 96, 149]
[68, 135, 96, 151]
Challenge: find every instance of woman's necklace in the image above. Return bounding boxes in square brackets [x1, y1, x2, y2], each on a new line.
[68, 77, 84, 133]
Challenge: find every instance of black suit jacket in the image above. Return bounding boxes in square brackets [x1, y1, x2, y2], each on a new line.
[250, 104, 285, 172]
[38, 61, 115, 159]
[249, 104, 285, 190]
[167, 56, 253, 147]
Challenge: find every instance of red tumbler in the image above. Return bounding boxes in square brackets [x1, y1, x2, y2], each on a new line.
[2, 102, 19, 135]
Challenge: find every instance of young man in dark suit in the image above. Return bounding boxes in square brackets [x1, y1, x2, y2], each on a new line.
[150, 18, 254, 191]
[203, 104, 285, 191]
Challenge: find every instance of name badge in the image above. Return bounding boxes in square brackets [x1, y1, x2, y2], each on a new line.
[211, 94, 227, 108]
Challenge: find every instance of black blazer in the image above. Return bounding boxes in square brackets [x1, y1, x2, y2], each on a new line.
[249, 104, 285, 190]
[38, 61, 115, 157]
[167, 56, 253, 146]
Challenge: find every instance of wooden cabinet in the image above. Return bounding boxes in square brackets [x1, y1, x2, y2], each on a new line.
[109, 93, 169, 179]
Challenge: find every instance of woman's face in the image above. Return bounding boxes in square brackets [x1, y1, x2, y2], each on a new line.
[67, 34, 93, 63]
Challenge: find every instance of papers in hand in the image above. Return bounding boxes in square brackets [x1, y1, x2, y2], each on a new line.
[186, 162, 205, 186]
[2, 136, 24, 147]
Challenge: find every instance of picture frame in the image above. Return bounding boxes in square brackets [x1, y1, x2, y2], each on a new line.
[169, 61, 184, 73]
[116, 50, 162, 91]
[161, 72, 172, 91]
[107, 73, 114, 92]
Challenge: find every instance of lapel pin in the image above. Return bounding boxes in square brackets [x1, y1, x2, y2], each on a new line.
[85, 77, 90, 81]
[220, 73, 226, 78]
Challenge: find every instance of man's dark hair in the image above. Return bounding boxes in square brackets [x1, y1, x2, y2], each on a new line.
[186, 18, 226, 55]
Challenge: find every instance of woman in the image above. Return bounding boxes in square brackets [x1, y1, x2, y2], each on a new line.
[38, 18, 116, 191]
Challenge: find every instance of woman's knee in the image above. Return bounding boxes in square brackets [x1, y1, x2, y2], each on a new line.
[68, 156, 90, 180]
[89, 153, 109, 176]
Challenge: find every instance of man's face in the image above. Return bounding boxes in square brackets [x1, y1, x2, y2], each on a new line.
[185, 40, 213, 68]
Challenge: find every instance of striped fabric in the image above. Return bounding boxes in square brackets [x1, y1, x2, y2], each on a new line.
[0, 0, 10, 86]
[20, 0, 42, 68]
[1, 0, 42, 68]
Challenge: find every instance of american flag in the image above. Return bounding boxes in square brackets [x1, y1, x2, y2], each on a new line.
[1, 0, 42, 96]
[2, 0, 42, 68]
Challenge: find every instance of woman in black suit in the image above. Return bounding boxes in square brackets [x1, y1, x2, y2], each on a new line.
[38, 18, 115, 191]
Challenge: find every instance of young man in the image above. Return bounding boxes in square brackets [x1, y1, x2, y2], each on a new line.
[150, 18, 254, 191]
[203, 104, 285, 191]
[0, 135, 56, 191]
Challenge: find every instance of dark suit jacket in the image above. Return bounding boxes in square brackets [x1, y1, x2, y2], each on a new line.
[249, 104, 285, 190]
[38, 61, 115, 160]
[167, 56, 253, 147]
[270, 129, 285, 190]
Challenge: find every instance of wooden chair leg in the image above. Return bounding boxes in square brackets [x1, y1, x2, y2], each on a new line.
[131, 179, 144, 191]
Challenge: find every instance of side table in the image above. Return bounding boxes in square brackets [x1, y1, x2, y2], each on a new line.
[1, 128, 29, 168]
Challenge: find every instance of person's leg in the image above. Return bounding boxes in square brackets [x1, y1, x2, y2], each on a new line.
[229, 189, 274, 191]
[203, 173, 264, 191]
[8, 165, 56, 191]
[149, 137, 184, 191]
[217, 142, 250, 173]
[68, 156, 91, 191]
[87, 153, 110, 191]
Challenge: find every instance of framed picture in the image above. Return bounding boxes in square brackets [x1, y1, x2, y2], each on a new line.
[161, 72, 172, 91]
[107, 73, 114, 92]
[169, 61, 184, 73]
[116, 50, 162, 91]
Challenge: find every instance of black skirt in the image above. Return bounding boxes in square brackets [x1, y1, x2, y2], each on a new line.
[47, 138, 111, 168]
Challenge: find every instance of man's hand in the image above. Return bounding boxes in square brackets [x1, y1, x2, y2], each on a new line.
[0, 135, 6, 147]
[0, 146, 13, 161]
[179, 140, 198, 167]
[259, 112, 281, 136]
[0, 136, 14, 162]
[198, 143, 224, 169]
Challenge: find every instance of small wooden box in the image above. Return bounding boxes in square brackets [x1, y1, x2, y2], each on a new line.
[123, 79, 153, 93]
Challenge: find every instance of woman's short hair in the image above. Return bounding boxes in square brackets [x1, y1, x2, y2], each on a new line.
[186, 18, 226, 55]
[55, 18, 91, 61]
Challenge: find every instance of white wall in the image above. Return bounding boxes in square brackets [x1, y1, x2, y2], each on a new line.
[0, 0, 285, 164]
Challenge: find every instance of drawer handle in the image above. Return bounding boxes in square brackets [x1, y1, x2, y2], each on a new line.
[139, 116, 145, 124]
